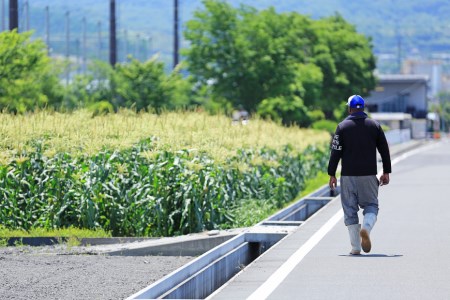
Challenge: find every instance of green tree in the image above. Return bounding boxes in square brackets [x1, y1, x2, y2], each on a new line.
[443, 101, 450, 132]
[257, 95, 310, 126]
[436, 92, 450, 132]
[184, 1, 377, 125]
[183, 1, 242, 107]
[312, 14, 377, 117]
[60, 61, 116, 111]
[0, 30, 62, 113]
[184, 1, 318, 113]
[114, 57, 192, 112]
[64, 58, 193, 113]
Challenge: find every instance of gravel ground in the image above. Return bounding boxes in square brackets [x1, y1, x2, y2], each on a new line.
[0, 245, 194, 300]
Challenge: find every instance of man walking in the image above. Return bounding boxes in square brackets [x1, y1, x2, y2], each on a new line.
[328, 95, 391, 255]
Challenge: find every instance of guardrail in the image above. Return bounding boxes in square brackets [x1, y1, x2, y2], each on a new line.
[127, 184, 339, 300]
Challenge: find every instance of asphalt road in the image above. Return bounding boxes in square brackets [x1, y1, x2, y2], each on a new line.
[212, 139, 450, 300]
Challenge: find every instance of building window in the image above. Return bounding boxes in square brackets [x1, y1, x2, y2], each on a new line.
[381, 95, 407, 112]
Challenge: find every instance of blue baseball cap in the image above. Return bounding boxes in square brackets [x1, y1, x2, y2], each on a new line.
[347, 95, 365, 109]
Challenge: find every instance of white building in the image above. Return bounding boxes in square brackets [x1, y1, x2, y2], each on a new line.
[365, 74, 429, 119]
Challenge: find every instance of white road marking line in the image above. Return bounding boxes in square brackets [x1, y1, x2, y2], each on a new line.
[246, 209, 344, 300]
[390, 142, 439, 167]
[247, 141, 440, 300]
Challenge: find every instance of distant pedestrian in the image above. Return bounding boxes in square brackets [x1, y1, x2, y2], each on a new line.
[231, 105, 249, 125]
[239, 106, 249, 125]
[328, 95, 391, 255]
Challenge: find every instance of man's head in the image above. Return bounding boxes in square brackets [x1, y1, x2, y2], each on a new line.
[347, 95, 365, 113]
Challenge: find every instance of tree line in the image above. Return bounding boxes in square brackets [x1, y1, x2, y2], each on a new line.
[0, 0, 377, 129]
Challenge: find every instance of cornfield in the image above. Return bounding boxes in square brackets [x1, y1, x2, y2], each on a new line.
[0, 110, 330, 236]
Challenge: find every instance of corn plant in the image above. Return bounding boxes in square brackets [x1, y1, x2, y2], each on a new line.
[0, 137, 328, 237]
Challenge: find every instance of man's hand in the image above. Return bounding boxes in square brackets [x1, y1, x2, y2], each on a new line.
[329, 176, 337, 190]
[379, 173, 390, 186]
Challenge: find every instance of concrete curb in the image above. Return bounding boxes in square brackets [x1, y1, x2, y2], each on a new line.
[3, 237, 159, 247]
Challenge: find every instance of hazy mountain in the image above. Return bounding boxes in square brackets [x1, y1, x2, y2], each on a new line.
[4, 0, 450, 73]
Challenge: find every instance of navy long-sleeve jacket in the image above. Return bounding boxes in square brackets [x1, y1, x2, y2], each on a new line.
[327, 112, 391, 177]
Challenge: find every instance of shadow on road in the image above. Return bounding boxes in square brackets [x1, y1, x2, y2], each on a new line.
[339, 254, 403, 258]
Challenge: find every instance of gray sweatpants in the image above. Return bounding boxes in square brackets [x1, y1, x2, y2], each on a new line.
[340, 175, 379, 226]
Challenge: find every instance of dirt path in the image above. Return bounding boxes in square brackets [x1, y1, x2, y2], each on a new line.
[0, 245, 193, 300]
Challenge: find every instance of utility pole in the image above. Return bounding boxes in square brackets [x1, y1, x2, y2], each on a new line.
[142, 36, 147, 61]
[97, 21, 102, 60]
[109, 0, 117, 66]
[65, 11, 70, 59]
[135, 33, 140, 60]
[82, 17, 87, 73]
[148, 36, 152, 59]
[395, 19, 402, 73]
[9, 0, 18, 31]
[76, 38, 80, 73]
[173, 0, 179, 68]
[65, 11, 70, 84]
[2, 0, 6, 31]
[24, 0, 29, 31]
[123, 29, 128, 61]
[45, 6, 50, 55]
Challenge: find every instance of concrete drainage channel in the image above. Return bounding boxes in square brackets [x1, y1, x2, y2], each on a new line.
[125, 184, 340, 300]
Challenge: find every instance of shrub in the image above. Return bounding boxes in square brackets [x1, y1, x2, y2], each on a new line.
[88, 101, 115, 117]
[0, 30, 62, 113]
[307, 110, 325, 123]
[312, 119, 338, 135]
[257, 96, 311, 126]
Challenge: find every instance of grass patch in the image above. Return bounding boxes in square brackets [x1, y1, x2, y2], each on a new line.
[229, 171, 331, 228]
[65, 236, 82, 247]
[0, 225, 111, 239]
[228, 199, 278, 228]
[296, 171, 330, 199]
